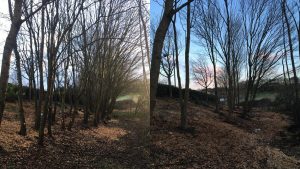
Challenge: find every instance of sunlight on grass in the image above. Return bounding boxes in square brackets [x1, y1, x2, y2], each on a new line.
[116, 94, 140, 103]
[254, 92, 278, 101]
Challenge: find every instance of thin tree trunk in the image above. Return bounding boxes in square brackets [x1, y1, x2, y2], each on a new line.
[172, 14, 184, 127]
[182, 2, 191, 129]
[38, 3, 46, 145]
[14, 45, 27, 136]
[282, 0, 300, 125]
[137, 0, 150, 70]
[61, 50, 69, 130]
[168, 75, 172, 97]
[224, 0, 233, 115]
[67, 56, 78, 131]
[211, 45, 219, 113]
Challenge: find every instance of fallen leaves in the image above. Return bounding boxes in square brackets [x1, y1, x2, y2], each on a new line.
[150, 98, 300, 169]
[0, 101, 149, 168]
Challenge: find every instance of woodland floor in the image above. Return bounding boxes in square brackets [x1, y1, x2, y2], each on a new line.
[0, 101, 150, 169]
[150, 98, 300, 169]
[2, 98, 300, 169]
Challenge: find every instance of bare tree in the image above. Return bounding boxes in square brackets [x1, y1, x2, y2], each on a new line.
[160, 30, 175, 97]
[14, 44, 27, 136]
[192, 57, 213, 99]
[0, 0, 50, 125]
[181, 0, 192, 129]
[172, 6, 184, 128]
[193, 0, 220, 112]
[241, 0, 283, 117]
[150, 0, 194, 117]
[281, 0, 300, 124]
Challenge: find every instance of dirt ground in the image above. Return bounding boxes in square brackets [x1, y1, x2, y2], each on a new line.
[150, 98, 300, 169]
[0, 102, 150, 169]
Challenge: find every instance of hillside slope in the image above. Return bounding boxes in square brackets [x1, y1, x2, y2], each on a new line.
[150, 98, 300, 169]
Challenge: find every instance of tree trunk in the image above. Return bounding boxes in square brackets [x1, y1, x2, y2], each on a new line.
[38, 3, 46, 145]
[61, 51, 69, 130]
[67, 59, 78, 131]
[181, 2, 191, 129]
[14, 45, 27, 136]
[224, 0, 233, 115]
[150, 0, 174, 116]
[0, 0, 23, 125]
[211, 44, 219, 113]
[138, 0, 150, 70]
[242, 78, 253, 117]
[83, 104, 89, 127]
[168, 75, 172, 97]
[205, 86, 208, 103]
[172, 13, 184, 128]
[282, 0, 300, 125]
[33, 68, 39, 130]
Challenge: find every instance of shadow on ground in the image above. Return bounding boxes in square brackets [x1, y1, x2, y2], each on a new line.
[0, 102, 150, 169]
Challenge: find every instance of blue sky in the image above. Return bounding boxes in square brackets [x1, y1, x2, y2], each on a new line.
[150, 0, 300, 90]
[150, 0, 204, 89]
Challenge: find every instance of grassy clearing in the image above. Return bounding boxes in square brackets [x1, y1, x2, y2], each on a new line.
[255, 92, 278, 101]
[239, 92, 278, 102]
[116, 93, 140, 103]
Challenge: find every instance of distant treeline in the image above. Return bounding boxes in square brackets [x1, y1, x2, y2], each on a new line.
[5, 83, 76, 105]
[156, 83, 216, 104]
[157, 82, 297, 112]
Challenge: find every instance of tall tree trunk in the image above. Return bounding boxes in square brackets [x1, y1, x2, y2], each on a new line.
[282, 0, 300, 125]
[33, 67, 39, 130]
[61, 50, 70, 130]
[182, 2, 191, 129]
[137, 0, 150, 70]
[38, 2, 46, 145]
[14, 45, 27, 136]
[138, 12, 149, 97]
[150, 0, 193, 117]
[172, 14, 184, 127]
[173, 52, 177, 88]
[150, 0, 174, 116]
[211, 41, 219, 113]
[68, 56, 78, 131]
[0, 0, 23, 125]
[282, 56, 287, 86]
[224, 0, 233, 115]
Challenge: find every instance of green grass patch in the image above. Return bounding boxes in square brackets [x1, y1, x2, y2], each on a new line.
[254, 92, 278, 101]
[116, 93, 140, 103]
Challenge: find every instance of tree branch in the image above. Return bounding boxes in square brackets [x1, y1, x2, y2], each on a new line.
[171, 0, 194, 15]
[21, 0, 53, 23]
